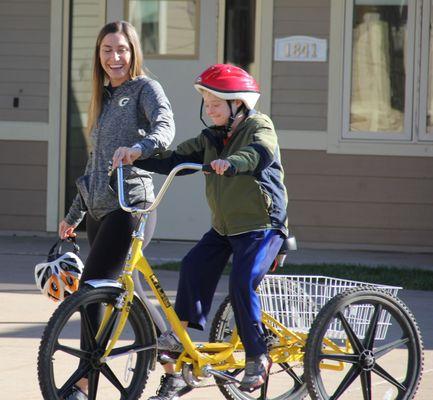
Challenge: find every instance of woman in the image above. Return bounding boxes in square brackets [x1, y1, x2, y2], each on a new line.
[59, 21, 175, 400]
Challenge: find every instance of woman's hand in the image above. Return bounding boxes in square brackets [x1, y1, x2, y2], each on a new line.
[112, 146, 142, 169]
[210, 159, 231, 175]
[59, 219, 77, 239]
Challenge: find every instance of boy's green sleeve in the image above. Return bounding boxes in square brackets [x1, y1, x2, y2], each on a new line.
[226, 121, 278, 174]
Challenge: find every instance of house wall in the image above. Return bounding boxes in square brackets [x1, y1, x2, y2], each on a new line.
[0, 0, 50, 122]
[273, 1, 433, 251]
[0, 0, 51, 231]
[271, 0, 329, 131]
[283, 149, 433, 251]
[0, 140, 47, 230]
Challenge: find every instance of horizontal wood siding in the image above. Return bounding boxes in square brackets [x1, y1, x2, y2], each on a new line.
[0, 140, 47, 230]
[272, 0, 330, 131]
[0, 0, 50, 122]
[282, 149, 433, 250]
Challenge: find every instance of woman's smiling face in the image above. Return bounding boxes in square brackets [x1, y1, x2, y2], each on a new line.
[99, 32, 132, 87]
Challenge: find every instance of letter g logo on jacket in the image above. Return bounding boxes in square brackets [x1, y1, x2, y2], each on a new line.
[119, 97, 130, 107]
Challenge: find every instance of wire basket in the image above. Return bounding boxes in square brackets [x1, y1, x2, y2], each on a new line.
[258, 275, 401, 340]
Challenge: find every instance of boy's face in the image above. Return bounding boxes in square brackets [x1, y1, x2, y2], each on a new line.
[203, 91, 231, 126]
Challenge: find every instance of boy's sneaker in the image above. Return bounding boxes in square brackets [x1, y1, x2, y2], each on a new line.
[64, 386, 88, 400]
[239, 354, 272, 392]
[158, 331, 184, 353]
[148, 373, 192, 400]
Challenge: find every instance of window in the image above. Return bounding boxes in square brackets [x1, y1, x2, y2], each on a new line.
[127, 0, 199, 58]
[342, 0, 433, 142]
[343, 0, 413, 140]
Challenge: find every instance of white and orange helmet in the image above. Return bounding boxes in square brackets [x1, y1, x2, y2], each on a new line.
[34, 238, 84, 302]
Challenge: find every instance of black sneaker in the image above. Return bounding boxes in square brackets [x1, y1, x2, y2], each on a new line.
[239, 354, 272, 392]
[148, 373, 192, 400]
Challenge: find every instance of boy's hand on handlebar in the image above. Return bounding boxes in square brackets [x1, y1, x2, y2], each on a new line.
[112, 146, 142, 169]
[209, 159, 231, 175]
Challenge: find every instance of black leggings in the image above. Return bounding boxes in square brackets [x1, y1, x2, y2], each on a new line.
[81, 208, 139, 282]
[80, 207, 166, 350]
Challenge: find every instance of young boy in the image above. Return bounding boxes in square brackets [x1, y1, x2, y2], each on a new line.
[132, 64, 288, 400]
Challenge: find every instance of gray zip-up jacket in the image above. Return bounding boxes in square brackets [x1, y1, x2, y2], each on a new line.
[65, 76, 175, 226]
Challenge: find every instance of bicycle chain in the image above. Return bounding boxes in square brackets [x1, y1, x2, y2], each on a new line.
[185, 360, 304, 389]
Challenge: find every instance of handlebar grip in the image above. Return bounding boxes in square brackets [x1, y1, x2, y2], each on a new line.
[202, 164, 237, 177]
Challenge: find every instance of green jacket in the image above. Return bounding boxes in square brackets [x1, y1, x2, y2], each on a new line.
[135, 111, 288, 236]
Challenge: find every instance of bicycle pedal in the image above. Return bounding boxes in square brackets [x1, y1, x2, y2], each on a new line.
[238, 384, 260, 393]
[158, 352, 178, 364]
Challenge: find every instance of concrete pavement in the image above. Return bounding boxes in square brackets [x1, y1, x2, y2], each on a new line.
[0, 234, 432, 399]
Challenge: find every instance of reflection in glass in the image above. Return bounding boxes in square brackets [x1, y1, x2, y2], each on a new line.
[128, 0, 197, 56]
[350, 1, 407, 132]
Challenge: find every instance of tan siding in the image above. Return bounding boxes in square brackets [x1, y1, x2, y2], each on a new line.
[0, 140, 47, 231]
[0, 1, 50, 16]
[274, 116, 326, 131]
[0, 0, 50, 122]
[0, 16, 50, 30]
[0, 56, 48, 70]
[0, 95, 48, 109]
[0, 82, 49, 96]
[0, 189, 46, 216]
[0, 165, 47, 190]
[272, 0, 330, 131]
[0, 109, 48, 122]
[282, 149, 433, 250]
[0, 215, 46, 231]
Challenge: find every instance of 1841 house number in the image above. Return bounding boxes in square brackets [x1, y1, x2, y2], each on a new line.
[274, 36, 327, 62]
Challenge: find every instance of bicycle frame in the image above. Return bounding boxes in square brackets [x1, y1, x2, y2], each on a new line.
[95, 162, 341, 378]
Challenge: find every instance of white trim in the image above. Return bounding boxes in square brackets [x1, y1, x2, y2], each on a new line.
[257, 0, 273, 116]
[0, 122, 48, 140]
[277, 130, 327, 151]
[327, 139, 433, 156]
[45, 0, 64, 232]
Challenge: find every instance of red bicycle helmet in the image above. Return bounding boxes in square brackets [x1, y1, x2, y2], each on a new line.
[194, 64, 260, 110]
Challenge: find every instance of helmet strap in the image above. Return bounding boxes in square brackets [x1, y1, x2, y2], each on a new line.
[199, 99, 246, 139]
[199, 99, 210, 128]
[226, 102, 246, 134]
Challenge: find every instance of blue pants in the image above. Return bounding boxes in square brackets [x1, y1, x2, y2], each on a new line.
[174, 228, 284, 357]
